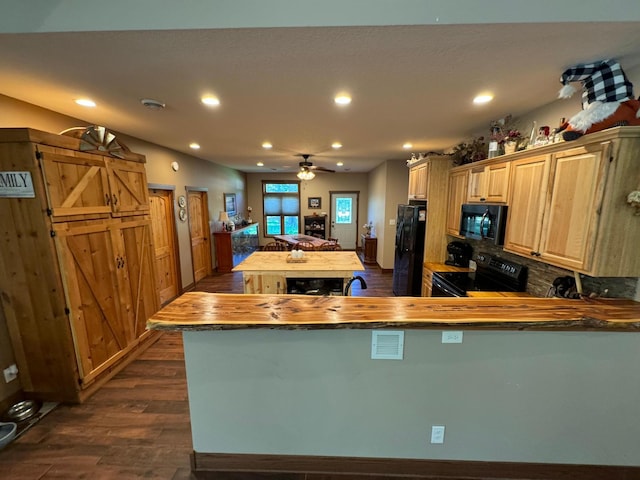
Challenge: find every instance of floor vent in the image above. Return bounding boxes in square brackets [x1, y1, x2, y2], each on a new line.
[371, 331, 404, 360]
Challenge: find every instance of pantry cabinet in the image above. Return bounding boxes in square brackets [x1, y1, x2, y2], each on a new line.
[503, 127, 640, 276]
[0, 128, 159, 402]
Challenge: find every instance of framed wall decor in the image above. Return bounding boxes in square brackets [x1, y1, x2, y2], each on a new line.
[308, 197, 321, 209]
[224, 193, 237, 216]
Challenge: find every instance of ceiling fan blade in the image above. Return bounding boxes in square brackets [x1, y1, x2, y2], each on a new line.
[309, 165, 335, 173]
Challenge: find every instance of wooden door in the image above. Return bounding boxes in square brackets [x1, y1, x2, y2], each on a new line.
[149, 189, 180, 305]
[503, 154, 551, 257]
[538, 147, 606, 271]
[446, 169, 468, 236]
[54, 221, 130, 384]
[115, 218, 159, 338]
[38, 146, 112, 220]
[106, 158, 150, 216]
[188, 190, 212, 283]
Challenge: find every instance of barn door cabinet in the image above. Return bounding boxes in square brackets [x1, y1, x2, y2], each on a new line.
[503, 127, 640, 276]
[0, 128, 159, 402]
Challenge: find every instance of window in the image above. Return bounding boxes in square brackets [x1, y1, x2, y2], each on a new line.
[335, 197, 353, 224]
[262, 181, 300, 236]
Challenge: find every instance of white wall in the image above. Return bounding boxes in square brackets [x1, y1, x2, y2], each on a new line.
[184, 328, 640, 465]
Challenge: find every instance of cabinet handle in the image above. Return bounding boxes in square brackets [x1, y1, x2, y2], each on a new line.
[112, 194, 118, 205]
[105, 193, 111, 205]
[480, 197, 486, 202]
[530, 251, 541, 257]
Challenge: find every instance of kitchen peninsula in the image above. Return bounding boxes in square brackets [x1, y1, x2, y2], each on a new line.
[148, 293, 640, 479]
[232, 250, 364, 294]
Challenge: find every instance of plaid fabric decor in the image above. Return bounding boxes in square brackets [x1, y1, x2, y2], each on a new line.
[560, 59, 634, 109]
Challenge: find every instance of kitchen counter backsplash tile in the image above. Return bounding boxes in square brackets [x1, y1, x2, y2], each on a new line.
[462, 238, 638, 299]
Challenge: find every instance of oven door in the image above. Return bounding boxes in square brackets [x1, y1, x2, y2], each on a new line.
[431, 274, 465, 297]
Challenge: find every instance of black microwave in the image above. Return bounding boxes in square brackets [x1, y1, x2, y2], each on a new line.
[459, 204, 508, 245]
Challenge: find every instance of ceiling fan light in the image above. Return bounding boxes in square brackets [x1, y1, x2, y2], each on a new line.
[297, 169, 315, 180]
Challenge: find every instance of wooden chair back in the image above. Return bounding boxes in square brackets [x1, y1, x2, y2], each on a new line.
[317, 242, 342, 251]
[293, 241, 316, 251]
[263, 242, 288, 251]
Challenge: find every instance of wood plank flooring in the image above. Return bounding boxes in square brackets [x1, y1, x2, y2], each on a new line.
[0, 264, 393, 479]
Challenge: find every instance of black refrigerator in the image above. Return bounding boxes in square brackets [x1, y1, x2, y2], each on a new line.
[392, 200, 427, 296]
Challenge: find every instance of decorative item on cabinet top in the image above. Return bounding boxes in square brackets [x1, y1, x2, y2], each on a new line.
[60, 125, 131, 159]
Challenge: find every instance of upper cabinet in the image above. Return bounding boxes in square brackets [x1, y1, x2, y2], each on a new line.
[408, 161, 428, 199]
[503, 127, 640, 276]
[467, 160, 510, 203]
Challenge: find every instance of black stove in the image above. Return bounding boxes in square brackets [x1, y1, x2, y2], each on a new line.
[431, 253, 527, 297]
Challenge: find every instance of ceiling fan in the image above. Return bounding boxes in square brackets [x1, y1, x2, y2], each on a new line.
[297, 154, 335, 173]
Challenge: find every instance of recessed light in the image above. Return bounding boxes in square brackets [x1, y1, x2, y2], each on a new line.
[337, 161, 344, 166]
[201, 96, 220, 106]
[189, 143, 200, 150]
[402, 143, 413, 149]
[331, 142, 342, 149]
[334, 95, 351, 105]
[256, 162, 264, 167]
[262, 142, 272, 149]
[473, 94, 494, 105]
[75, 98, 96, 107]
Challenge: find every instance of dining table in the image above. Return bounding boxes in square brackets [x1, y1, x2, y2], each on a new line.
[273, 234, 329, 249]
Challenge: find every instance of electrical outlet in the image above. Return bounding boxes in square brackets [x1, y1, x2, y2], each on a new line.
[431, 425, 445, 444]
[3, 364, 18, 383]
[442, 331, 463, 344]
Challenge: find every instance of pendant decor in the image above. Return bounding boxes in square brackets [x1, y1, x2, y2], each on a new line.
[60, 125, 130, 159]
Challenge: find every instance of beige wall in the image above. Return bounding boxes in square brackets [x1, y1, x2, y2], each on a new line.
[246, 171, 370, 246]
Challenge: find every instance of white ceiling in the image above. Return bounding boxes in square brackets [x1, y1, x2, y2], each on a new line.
[1, 11, 640, 173]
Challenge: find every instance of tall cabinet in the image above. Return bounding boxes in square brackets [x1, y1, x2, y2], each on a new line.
[0, 128, 159, 403]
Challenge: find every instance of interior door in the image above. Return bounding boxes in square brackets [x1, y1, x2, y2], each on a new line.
[330, 191, 359, 250]
[149, 188, 181, 305]
[187, 189, 212, 283]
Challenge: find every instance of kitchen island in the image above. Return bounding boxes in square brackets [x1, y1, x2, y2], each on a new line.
[232, 250, 364, 294]
[148, 293, 640, 479]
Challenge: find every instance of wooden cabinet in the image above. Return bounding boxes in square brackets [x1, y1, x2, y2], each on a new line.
[467, 160, 510, 203]
[214, 224, 259, 273]
[503, 127, 640, 276]
[408, 162, 428, 199]
[360, 235, 377, 265]
[422, 266, 434, 297]
[0, 128, 159, 402]
[304, 215, 327, 239]
[446, 169, 468, 236]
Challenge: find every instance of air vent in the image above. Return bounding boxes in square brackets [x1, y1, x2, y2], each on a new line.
[140, 98, 166, 110]
[371, 331, 404, 360]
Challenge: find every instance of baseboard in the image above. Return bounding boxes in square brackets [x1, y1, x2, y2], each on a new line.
[191, 452, 639, 480]
[380, 267, 393, 273]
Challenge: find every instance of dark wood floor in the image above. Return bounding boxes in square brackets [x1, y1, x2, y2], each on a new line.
[0, 264, 393, 479]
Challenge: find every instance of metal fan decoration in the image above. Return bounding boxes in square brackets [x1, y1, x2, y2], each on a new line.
[60, 125, 130, 159]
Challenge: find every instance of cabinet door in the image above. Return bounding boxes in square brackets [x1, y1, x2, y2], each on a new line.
[446, 169, 468, 236]
[106, 158, 150, 216]
[408, 163, 428, 199]
[422, 267, 433, 297]
[537, 147, 606, 271]
[39, 146, 112, 220]
[54, 221, 131, 385]
[503, 155, 551, 257]
[243, 274, 287, 294]
[467, 165, 486, 202]
[485, 162, 510, 203]
[114, 218, 160, 339]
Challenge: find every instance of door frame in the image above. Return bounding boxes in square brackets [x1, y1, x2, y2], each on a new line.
[186, 186, 213, 283]
[148, 183, 183, 304]
[329, 190, 360, 250]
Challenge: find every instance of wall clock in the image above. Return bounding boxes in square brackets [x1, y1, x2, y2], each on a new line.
[179, 208, 187, 222]
[177, 195, 186, 208]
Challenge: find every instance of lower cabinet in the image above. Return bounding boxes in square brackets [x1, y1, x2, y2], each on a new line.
[422, 267, 434, 297]
[360, 235, 377, 265]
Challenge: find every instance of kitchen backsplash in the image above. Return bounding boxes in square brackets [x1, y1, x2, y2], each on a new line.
[461, 238, 638, 299]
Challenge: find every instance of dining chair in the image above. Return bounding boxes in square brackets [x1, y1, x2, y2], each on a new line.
[293, 241, 316, 251]
[263, 242, 288, 251]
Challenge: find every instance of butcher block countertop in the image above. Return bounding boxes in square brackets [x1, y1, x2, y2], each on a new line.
[147, 292, 640, 332]
[232, 251, 364, 274]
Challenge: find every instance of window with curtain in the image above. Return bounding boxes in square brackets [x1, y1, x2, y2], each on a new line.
[262, 181, 300, 236]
